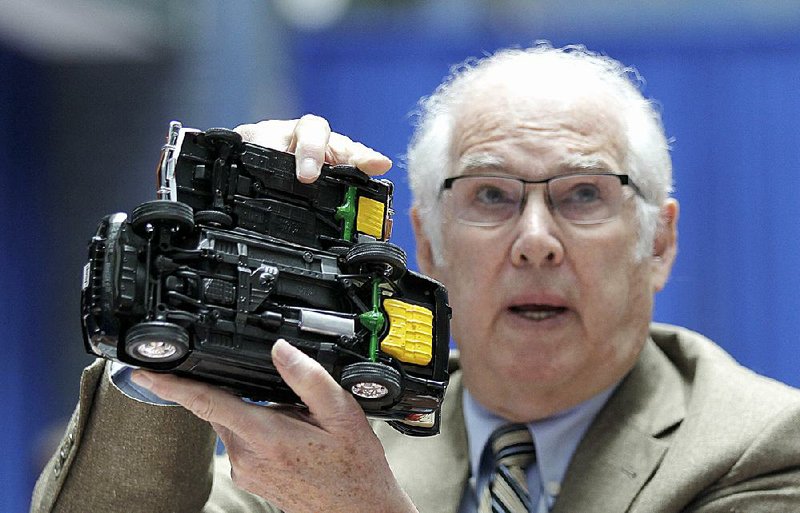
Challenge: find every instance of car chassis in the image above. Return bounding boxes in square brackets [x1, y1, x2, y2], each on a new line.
[81, 122, 451, 436]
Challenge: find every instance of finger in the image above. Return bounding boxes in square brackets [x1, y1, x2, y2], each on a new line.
[131, 370, 261, 434]
[233, 120, 297, 151]
[288, 114, 332, 183]
[235, 118, 392, 177]
[327, 133, 393, 176]
[270, 339, 360, 427]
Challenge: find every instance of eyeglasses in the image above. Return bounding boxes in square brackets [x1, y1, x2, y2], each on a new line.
[440, 173, 641, 226]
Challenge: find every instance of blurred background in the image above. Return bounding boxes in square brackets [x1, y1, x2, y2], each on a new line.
[2, 0, 800, 510]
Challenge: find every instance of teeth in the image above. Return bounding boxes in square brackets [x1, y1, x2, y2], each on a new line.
[515, 309, 561, 320]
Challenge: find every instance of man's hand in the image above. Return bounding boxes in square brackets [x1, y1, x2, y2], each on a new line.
[131, 340, 417, 513]
[234, 115, 393, 183]
[129, 116, 411, 512]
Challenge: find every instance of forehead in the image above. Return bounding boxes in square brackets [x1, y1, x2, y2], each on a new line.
[449, 80, 628, 178]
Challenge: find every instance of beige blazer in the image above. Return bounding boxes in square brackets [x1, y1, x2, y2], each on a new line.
[31, 324, 800, 512]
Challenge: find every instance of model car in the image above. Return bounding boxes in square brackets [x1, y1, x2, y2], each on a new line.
[81, 122, 451, 436]
[156, 121, 395, 250]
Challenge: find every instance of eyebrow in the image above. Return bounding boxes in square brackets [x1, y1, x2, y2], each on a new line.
[455, 153, 616, 178]
[561, 156, 612, 172]
[457, 153, 506, 174]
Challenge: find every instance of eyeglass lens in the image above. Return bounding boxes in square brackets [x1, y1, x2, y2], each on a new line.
[447, 174, 626, 225]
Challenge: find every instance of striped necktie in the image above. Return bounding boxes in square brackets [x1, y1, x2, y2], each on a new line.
[478, 423, 537, 513]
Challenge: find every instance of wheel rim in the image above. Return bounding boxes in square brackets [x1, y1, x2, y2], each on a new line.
[350, 382, 389, 399]
[135, 341, 179, 360]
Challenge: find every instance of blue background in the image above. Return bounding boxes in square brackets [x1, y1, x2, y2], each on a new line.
[2, 3, 800, 511]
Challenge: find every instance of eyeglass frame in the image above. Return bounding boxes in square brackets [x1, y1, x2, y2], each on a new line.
[438, 172, 643, 226]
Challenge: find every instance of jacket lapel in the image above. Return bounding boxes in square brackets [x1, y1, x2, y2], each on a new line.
[377, 337, 686, 513]
[552, 339, 686, 513]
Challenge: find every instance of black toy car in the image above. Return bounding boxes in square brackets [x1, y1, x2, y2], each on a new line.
[81, 122, 451, 436]
[157, 121, 395, 250]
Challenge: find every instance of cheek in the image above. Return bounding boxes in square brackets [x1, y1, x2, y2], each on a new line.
[570, 230, 644, 317]
[573, 237, 653, 353]
[437, 225, 493, 285]
[435, 228, 505, 331]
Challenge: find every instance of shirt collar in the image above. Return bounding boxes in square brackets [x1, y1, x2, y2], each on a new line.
[463, 383, 617, 502]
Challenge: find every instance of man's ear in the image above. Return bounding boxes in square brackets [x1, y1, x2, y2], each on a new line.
[410, 206, 438, 279]
[651, 199, 679, 292]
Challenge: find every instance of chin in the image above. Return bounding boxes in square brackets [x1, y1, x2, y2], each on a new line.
[495, 356, 573, 391]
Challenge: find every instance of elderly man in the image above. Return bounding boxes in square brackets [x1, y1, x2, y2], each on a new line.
[32, 44, 800, 513]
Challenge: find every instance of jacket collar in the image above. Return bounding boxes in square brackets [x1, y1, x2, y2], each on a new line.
[377, 337, 685, 513]
[551, 338, 686, 512]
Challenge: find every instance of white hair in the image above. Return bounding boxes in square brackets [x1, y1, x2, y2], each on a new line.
[405, 42, 673, 263]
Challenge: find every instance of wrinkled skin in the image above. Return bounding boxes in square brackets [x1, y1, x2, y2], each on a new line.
[134, 340, 415, 513]
[411, 86, 678, 421]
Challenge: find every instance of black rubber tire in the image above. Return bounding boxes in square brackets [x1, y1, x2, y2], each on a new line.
[340, 361, 402, 409]
[124, 321, 190, 364]
[344, 242, 407, 280]
[203, 128, 243, 147]
[195, 209, 234, 228]
[130, 200, 194, 236]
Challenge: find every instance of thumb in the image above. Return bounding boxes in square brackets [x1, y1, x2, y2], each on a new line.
[271, 339, 360, 425]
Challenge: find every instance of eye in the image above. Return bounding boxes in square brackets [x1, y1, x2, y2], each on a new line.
[566, 183, 602, 203]
[474, 185, 514, 205]
[551, 176, 618, 222]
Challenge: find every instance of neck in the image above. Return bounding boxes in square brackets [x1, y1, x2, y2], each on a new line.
[462, 370, 625, 422]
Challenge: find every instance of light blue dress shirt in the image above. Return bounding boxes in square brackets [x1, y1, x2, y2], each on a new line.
[458, 384, 617, 513]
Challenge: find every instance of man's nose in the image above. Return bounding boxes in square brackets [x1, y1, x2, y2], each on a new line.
[509, 190, 565, 267]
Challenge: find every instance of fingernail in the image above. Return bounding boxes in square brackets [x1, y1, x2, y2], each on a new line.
[297, 158, 320, 181]
[272, 339, 299, 366]
[131, 370, 153, 390]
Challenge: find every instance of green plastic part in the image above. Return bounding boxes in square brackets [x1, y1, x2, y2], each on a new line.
[335, 186, 358, 241]
[358, 278, 385, 362]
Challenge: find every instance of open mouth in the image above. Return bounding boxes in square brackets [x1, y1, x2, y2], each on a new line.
[508, 304, 567, 321]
